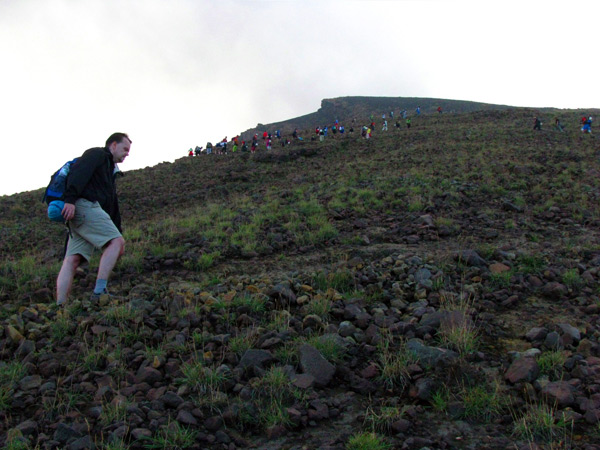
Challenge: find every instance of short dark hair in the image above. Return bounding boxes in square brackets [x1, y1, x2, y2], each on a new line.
[106, 132, 132, 148]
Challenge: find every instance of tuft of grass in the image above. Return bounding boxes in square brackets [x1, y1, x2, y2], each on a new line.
[103, 304, 136, 324]
[518, 254, 546, 274]
[144, 344, 166, 360]
[306, 334, 347, 363]
[50, 314, 75, 341]
[537, 350, 567, 381]
[81, 345, 108, 371]
[3, 431, 31, 450]
[231, 293, 267, 313]
[185, 251, 221, 271]
[100, 400, 129, 426]
[305, 294, 332, 318]
[240, 366, 305, 430]
[312, 269, 355, 293]
[461, 382, 504, 422]
[140, 420, 198, 449]
[179, 359, 205, 390]
[437, 294, 479, 356]
[430, 386, 451, 413]
[376, 334, 416, 390]
[229, 333, 258, 356]
[512, 401, 573, 446]
[0, 361, 27, 385]
[274, 340, 299, 366]
[346, 432, 391, 450]
[266, 309, 292, 332]
[364, 405, 405, 434]
[42, 388, 90, 422]
[488, 270, 513, 289]
[561, 268, 582, 288]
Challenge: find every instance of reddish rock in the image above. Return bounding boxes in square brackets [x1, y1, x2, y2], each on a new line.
[360, 363, 379, 379]
[176, 409, 198, 426]
[136, 366, 162, 385]
[266, 424, 287, 439]
[541, 282, 568, 299]
[391, 418, 411, 433]
[541, 381, 574, 407]
[489, 263, 510, 274]
[292, 373, 315, 389]
[505, 357, 540, 384]
[307, 401, 329, 421]
[204, 415, 223, 432]
[584, 408, 600, 424]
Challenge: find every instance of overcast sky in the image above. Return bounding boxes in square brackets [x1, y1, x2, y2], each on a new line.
[1, 0, 597, 196]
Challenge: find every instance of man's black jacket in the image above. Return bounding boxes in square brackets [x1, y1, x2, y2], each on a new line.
[64, 147, 122, 231]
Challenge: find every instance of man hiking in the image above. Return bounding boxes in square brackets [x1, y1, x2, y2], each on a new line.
[56, 132, 131, 307]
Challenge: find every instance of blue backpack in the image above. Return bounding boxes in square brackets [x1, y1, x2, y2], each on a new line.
[42, 158, 78, 222]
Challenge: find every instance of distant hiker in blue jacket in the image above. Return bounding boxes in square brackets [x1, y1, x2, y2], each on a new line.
[582, 116, 593, 133]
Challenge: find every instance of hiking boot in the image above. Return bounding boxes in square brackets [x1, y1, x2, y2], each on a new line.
[90, 289, 124, 305]
[90, 289, 113, 306]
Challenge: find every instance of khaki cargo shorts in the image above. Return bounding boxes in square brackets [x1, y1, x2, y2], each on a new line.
[65, 199, 122, 261]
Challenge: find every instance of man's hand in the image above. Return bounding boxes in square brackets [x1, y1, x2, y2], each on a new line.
[62, 203, 76, 221]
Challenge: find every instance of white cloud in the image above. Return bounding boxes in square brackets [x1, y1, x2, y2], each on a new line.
[0, 0, 598, 195]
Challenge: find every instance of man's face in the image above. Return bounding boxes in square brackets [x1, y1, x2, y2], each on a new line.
[110, 139, 131, 163]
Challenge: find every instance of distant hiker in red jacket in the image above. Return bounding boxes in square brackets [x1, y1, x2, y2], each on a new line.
[262, 131, 268, 140]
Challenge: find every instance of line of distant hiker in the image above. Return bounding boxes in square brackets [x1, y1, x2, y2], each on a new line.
[186, 106, 432, 156]
[187, 107, 595, 156]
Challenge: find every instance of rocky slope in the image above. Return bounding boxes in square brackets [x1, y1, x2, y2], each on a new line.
[2, 101, 600, 449]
